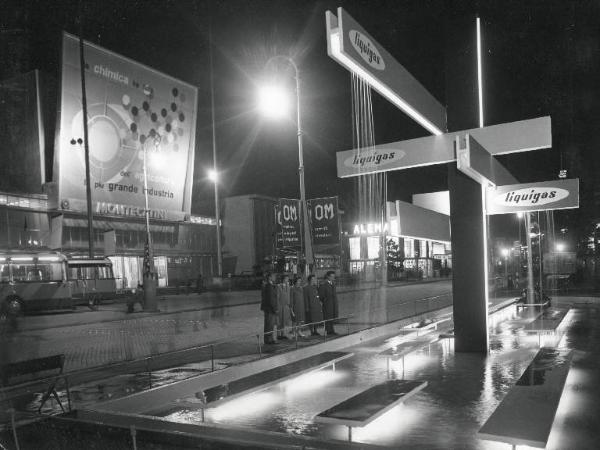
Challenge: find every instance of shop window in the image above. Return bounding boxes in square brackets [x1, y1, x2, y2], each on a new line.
[367, 237, 380, 259]
[404, 238, 414, 258]
[349, 237, 361, 260]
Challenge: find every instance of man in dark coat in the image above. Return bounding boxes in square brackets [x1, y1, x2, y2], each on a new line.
[319, 271, 338, 335]
[304, 274, 323, 335]
[260, 272, 278, 344]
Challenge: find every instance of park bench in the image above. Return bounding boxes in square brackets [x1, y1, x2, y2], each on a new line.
[314, 379, 428, 442]
[523, 307, 570, 333]
[478, 347, 573, 448]
[172, 351, 353, 412]
[0, 354, 67, 413]
[379, 335, 439, 379]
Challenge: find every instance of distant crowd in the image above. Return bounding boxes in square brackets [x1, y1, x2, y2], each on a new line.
[260, 271, 339, 344]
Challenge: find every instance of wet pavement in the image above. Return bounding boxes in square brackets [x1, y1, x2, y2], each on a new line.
[0, 281, 454, 429]
[2, 297, 598, 449]
[154, 298, 600, 449]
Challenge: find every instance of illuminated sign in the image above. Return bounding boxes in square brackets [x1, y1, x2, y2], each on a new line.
[326, 7, 446, 136]
[352, 222, 389, 235]
[308, 197, 340, 245]
[336, 117, 552, 178]
[189, 215, 216, 226]
[486, 179, 579, 215]
[55, 32, 197, 222]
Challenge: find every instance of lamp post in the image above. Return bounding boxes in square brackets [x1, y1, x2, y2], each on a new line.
[257, 56, 313, 275]
[208, 169, 222, 277]
[141, 137, 159, 311]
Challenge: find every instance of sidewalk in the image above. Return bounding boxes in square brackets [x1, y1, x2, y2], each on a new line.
[14, 277, 450, 332]
[15, 290, 259, 332]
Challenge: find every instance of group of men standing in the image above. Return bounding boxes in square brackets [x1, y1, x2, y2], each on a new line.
[260, 271, 338, 344]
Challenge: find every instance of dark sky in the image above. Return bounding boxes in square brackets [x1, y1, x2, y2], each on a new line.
[7, 0, 600, 239]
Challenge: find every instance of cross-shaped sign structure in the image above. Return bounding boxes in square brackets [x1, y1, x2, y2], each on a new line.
[326, 7, 578, 352]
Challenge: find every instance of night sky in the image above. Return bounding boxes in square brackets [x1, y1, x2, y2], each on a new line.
[5, 0, 600, 240]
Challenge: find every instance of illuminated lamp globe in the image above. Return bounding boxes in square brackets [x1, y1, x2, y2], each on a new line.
[257, 85, 290, 119]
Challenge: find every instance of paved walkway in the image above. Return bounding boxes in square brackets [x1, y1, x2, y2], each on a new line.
[1, 280, 453, 373]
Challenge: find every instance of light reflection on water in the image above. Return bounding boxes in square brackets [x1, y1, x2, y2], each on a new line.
[160, 304, 595, 449]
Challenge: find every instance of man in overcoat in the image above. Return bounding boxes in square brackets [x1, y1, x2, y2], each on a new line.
[304, 274, 323, 335]
[260, 272, 278, 344]
[318, 271, 338, 335]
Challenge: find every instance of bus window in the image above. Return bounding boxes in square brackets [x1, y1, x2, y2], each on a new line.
[97, 266, 114, 279]
[13, 262, 63, 282]
[67, 267, 79, 280]
[12, 263, 39, 282]
[1, 264, 9, 282]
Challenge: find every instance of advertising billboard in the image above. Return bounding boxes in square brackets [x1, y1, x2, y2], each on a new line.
[55, 32, 197, 221]
[276, 199, 301, 248]
[308, 197, 340, 246]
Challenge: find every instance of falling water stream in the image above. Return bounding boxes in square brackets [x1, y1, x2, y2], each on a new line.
[351, 73, 386, 225]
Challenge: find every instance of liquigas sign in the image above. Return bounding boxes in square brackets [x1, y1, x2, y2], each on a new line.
[486, 179, 579, 215]
[342, 149, 406, 172]
[349, 30, 385, 70]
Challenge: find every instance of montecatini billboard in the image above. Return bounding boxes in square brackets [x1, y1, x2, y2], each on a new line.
[54, 32, 197, 221]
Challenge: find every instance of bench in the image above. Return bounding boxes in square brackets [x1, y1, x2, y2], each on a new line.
[478, 347, 573, 448]
[172, 351, 353, 412]
[524, 307, 570, 333]
[315, 379, 428, 441]
[379, 335, 439, 379]
[0, 354, 67, 413]
[516, 300, 550, 310]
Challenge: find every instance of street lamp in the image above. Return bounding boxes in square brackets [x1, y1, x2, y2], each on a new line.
[140, 136, 161, 311]
[257, 55, 313, 275]
[555, 242, 565, 252]
[208, 168, 223, 277]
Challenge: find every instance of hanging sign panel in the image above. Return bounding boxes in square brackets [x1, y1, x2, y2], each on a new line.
[326, 7, 446, 135]
[308, 196, 340, 246]
[277, 199, 301, 248]
[336, 116, 551, 178]
[485, 179, 579, 215]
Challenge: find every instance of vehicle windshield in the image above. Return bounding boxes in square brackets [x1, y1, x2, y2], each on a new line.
[11, 261, 64, 282]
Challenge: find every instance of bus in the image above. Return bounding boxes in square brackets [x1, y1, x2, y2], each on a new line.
[0, 251, 73, 316]
[66, 257, 117, 305]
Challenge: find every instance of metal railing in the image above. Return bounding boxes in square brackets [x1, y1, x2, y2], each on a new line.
[0, 292, 453, 418]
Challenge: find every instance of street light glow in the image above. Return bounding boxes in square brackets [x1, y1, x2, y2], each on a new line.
[257, 85, 290, 119]
[501, 248, 510, 257]
[208, 169, 218, 183]
[556, 242, 566, 252]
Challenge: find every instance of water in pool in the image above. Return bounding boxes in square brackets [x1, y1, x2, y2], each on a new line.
[159, 301, 597, 449]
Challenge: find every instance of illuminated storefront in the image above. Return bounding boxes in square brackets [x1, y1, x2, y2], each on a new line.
[0, 190, 217, 289]
[345, 200, 451, 279]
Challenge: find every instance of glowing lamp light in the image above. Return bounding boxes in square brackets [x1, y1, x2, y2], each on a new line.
[555, 242, 566, 252]
[328, 31, 443, 136]
[207, 169, 218, 183]
[501, 248, 510, 257]
[257, 85, 290, 119]
[517, 212, 523, 219]
[149, 151, 167, 169]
